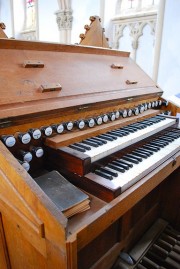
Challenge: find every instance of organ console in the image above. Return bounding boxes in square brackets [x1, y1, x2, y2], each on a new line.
[0, 38, 179, 269]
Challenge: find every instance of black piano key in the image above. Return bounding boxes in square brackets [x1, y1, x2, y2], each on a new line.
[69, 145, 86, 152]
[122, 156, 139, 164]
[74, 143, 91, 151]
[92, 137, 107, 144]
[112, 160, 129, 170]
[86, 138, 103, 145]
[155, 115, 166, 120]
[148, 142, 162, 149]
[94, 170, 113, 180]
[107, 163, 125, 173]
[109, 131, 124, 137]
[134, 148, 152, 156]
[131, 123, 147, 129]
[126, 153, 143, 162]
[127, 124, 139, 129]
[166, 133, 180, 139]
[137, 120, 150, 126]
[106, 133, 118, 140]
[171, 128, 180, 132]
[166, 132, 178, 137]
[150, 139, 167, 148]
[155, 138, 169, 144]
[132, 151, 149, 159]
[121, 127, 136, 133]
[159, 136, 174, 142]
[153, 140, 168, 146]
[129, 123, 144, 129]
[143, 145, 159, 152]
[116, 158, 133, 168]
[98, 134, 114, 141]
[140, 120, 154, 126]
[82, 140, 99, 147]
[146, 118, 160, 123]
[116, 130, 130, 136]
[100, 167, 118, 177]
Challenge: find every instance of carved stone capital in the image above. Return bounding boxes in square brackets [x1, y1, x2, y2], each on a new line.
[55, 10, 73, 30]
[132, 39, 139, 50]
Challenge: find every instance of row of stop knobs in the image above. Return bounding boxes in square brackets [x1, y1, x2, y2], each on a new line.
[1, 100, 168, 148]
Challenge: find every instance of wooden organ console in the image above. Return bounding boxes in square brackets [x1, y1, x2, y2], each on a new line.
[0, 38, 179, 269]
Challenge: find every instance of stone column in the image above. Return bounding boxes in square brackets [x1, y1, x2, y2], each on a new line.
[115, 0, 123, 15]
[152, 0, 166, 82]
[55, 9, 73, 43]
[137, 0, 142, 11]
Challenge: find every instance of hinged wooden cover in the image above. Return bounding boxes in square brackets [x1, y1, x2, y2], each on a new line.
[0, 39, 163, 119]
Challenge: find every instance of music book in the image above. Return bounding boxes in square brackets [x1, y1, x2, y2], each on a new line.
[34, 170, 90, 218]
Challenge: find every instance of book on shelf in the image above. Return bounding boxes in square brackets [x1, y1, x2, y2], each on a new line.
[34, 170, 90, 218]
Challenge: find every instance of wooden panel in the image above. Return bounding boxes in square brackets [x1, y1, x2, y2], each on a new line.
[2, 214, 47, 269]
[46, 146, 91, 176]
[78, 221, 120, 269]
[0, 213, 11, 269]
[160, 168, 180, 228]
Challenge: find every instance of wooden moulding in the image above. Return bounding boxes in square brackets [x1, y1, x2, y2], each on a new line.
[0, 96, 161, 134]
[0, 38, 129, 57]
[0, 213, 11, 269]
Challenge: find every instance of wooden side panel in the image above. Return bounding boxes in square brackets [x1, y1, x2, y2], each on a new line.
[0, 141, 68, 269]
[0, 213, 11, 269]
[160, 168, 180, 229]
[2, 214, 46, 269]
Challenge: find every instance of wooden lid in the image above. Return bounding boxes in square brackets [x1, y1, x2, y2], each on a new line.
[0, 39, 162, 119]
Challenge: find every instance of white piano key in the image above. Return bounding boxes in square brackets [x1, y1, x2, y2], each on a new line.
[86, 118, 176, 162]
